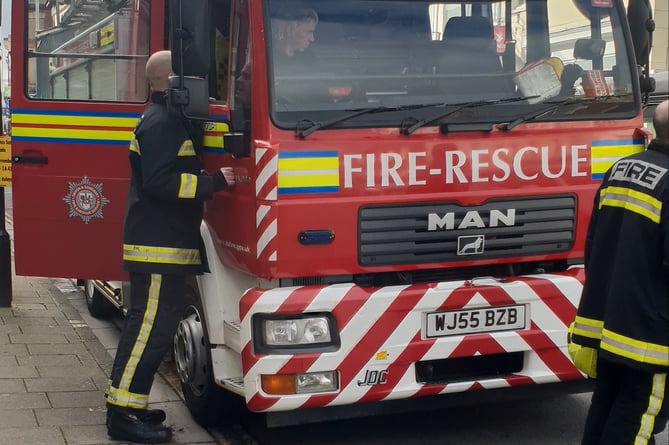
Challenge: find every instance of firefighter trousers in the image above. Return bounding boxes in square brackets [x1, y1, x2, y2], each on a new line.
[106, 273, 186, 409]
[582, 358, 668, 445]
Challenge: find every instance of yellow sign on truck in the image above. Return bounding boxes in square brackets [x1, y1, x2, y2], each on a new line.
[0, 136, 11, 187]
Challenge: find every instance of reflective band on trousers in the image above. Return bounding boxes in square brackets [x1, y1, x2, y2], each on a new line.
[107, 385, 150, 409]
[634, 373, 667, 445]
[599, 186, 662, 224]
[123, 244, 201, 265]
[601, 328, 669, 367]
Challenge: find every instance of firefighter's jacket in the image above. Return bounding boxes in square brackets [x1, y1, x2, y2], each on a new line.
[571, 140, 669, 373]
[122, 92, 228, 275]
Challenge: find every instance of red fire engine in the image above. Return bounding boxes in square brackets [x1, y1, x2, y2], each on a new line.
[9, 0, 656, 427]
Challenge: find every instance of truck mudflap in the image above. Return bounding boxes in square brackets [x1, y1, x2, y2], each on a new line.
[239, 266, 586, 412]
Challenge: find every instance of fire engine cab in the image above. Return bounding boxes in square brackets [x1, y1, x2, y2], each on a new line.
[10, 0, 655, 427]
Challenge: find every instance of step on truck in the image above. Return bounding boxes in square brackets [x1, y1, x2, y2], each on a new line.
[10, 0, 656, 427]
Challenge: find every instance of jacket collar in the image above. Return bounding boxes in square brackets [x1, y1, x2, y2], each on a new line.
[150, 91, 167, 105]
[647, 140, 669, 156]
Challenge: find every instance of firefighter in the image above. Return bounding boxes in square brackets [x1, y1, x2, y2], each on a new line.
[572, 99, 669, 445]
[105, 50, 235, 443]
[236, 4, 319, 107]
[270, 4, 318, 59]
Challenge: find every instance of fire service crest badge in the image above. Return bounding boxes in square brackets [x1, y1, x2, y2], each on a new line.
[62, 176, 110, 224]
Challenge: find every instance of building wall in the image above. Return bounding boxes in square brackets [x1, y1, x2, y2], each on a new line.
[1, 36, 9, 97]
[651, 0, 668, 72]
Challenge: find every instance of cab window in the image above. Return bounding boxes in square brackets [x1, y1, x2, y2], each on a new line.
[25, 0, 150, 102]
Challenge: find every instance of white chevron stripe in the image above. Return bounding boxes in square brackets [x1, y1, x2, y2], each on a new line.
[505, 280, 566, 334]
[256, 205, 270, 227]
[256, 150, 278, 200]
[529, 270, 584, 307]
[305, 283, 356, 312]
[256, 219, 277, 260]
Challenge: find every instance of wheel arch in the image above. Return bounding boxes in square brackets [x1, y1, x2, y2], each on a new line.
[198, 221, 277, 345]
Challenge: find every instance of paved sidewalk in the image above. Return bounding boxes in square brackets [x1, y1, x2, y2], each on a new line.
[0, 271, 217, 445]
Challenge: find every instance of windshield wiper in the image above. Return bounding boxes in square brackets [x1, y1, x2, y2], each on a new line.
[497, 97, 589, 131]
[401, 96, 535, 135]
[297, 103, 442, 138]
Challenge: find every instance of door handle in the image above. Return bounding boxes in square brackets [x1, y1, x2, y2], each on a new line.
[12, 155, 48, 164]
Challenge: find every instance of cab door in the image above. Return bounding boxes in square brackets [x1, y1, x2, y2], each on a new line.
[10, 0, 164, 280]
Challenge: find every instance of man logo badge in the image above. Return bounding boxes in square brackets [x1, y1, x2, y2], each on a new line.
[457, 235, 485, 255]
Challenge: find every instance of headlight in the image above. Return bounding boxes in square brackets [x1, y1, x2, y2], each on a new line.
[265, 317, 330, 345]
[253, 313, 340, 353]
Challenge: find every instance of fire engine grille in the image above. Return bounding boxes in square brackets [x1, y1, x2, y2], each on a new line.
[358, 195, 576, 266]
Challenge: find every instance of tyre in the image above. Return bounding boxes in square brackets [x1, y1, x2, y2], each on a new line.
[174, 284, 245, 427]
[83, 280, 113, 318]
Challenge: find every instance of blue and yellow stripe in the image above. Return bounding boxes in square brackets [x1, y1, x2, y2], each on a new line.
[278, 150, 340, 195]
[11, 109, 139, 146]
[202, 120, 229, 153]
[591, 138, 644, 180]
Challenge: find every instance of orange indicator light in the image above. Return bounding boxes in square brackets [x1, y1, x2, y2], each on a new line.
[261, 374, 296, 395]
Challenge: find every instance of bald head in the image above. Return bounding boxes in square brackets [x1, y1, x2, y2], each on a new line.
[653, 100, 669, 143]
[145, 50, 173, 92]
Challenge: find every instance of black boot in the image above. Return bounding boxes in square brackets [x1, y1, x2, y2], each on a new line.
[107, 404, 172, 444]
[104, 399, 166, 423]
[127, 407, 167, 424]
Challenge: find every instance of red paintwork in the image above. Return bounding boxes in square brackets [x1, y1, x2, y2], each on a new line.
[9, 0, 646, 285]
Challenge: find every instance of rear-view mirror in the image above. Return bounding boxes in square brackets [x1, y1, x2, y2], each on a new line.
[166, 76, 210, 119]
[573, 39, 606, 60]
[169, 0, 212, 77]
[627, 0, 654, 67]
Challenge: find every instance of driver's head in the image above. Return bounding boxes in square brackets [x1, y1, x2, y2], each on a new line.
[271, 6, 318, 57]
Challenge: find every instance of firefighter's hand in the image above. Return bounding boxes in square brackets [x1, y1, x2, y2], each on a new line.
[220, 167, 236, 187]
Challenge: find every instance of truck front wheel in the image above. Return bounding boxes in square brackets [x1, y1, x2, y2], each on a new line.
[174, 298, 244, 427]
[83, 280, 113, 318]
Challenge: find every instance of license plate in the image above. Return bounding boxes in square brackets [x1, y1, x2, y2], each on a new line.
[426, 305, 526, 338]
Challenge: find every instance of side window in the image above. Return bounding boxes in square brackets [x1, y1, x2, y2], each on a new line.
[25, 0, 150, 102]
[428, 4, 470, 41]
[548, 7, 631, 96]
[545, 3, 599, 82]
[212, 0, 232, 102]
[506, 0, 635, 101]
[231, 0, 251, 113]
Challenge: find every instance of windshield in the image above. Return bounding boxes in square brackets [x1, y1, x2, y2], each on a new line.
[265, 0, 637, 130]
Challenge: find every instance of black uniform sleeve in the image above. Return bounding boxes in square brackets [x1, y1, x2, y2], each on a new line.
[212, 169, 229, 191]
[134, 112, 221, 202]
[662, 187, 669, 276]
